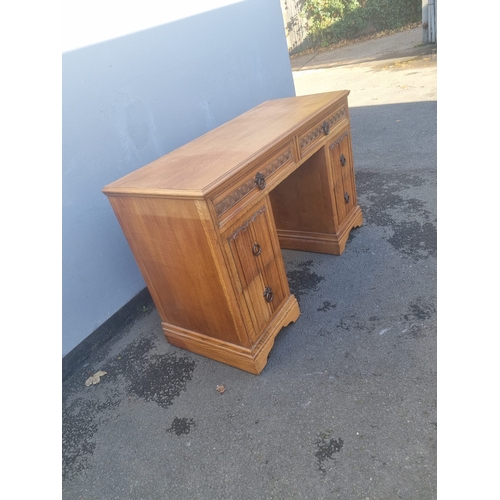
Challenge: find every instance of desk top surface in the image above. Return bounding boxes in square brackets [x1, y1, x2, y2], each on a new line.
[103, 90, 349, 198]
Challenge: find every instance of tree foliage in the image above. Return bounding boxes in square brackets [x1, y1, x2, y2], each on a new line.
[301, 0, 421, 47]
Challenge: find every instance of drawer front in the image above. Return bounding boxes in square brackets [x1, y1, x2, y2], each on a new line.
[227, 207, 276, 288]
[298, 104, 348, 158]
[329, 129, 357, 226]
[226, 203, 288, 342]
[211, 141, 295, 226]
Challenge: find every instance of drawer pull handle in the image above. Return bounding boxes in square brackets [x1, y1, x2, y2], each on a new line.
[340, 154, 346, 166]
[322, 121, 330, 135]
[255, 172, 266, 190]
[344, 192, 350, 203]
[252, 243, 262, 256]
[263, 287, 274, 303]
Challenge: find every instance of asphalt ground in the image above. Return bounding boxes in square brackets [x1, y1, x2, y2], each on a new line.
[62, 27, 438, 499]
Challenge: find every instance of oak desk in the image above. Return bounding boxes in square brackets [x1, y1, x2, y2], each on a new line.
[103, 91, 363, 374]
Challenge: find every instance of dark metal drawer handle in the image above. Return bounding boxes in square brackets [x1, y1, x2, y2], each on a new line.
[255, 172, 266, 190]
[263, 287, 274, 303]
[252, 243, 262, 256]
[344, 192, 350, 203]
[322, 121, 330, 135]
[340, 154, 346, 166]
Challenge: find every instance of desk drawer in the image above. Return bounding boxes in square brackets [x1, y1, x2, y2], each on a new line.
[298, 103, 348, 158]
[211, 141, 295, 226]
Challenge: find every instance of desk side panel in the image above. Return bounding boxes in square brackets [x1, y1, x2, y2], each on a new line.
[106, 195, 249, 346]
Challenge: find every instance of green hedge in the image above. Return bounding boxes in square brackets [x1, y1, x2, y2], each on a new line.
[302, 0, 421, 47]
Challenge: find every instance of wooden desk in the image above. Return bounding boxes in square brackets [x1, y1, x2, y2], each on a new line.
[103, 91, 363, 374]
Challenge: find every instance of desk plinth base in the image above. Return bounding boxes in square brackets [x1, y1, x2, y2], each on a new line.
[276, 206, 363, 255]
[162, 294, 300, 375]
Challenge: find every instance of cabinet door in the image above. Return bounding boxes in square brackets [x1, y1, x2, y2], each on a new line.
[226, 201, 288, 343]
[329, 130, 357, 227]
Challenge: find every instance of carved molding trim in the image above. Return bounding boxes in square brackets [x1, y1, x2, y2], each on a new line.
[215, 149, 292, 217]
[228, 206, 266, 241]
[300, 107, 346, 150]
[329, 131, 349, 150]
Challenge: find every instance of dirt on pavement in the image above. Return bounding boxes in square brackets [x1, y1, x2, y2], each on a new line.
[290, 25, 436, 72]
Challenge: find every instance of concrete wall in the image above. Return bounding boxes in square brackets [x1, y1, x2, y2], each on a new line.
[62, 0, 296, 356]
